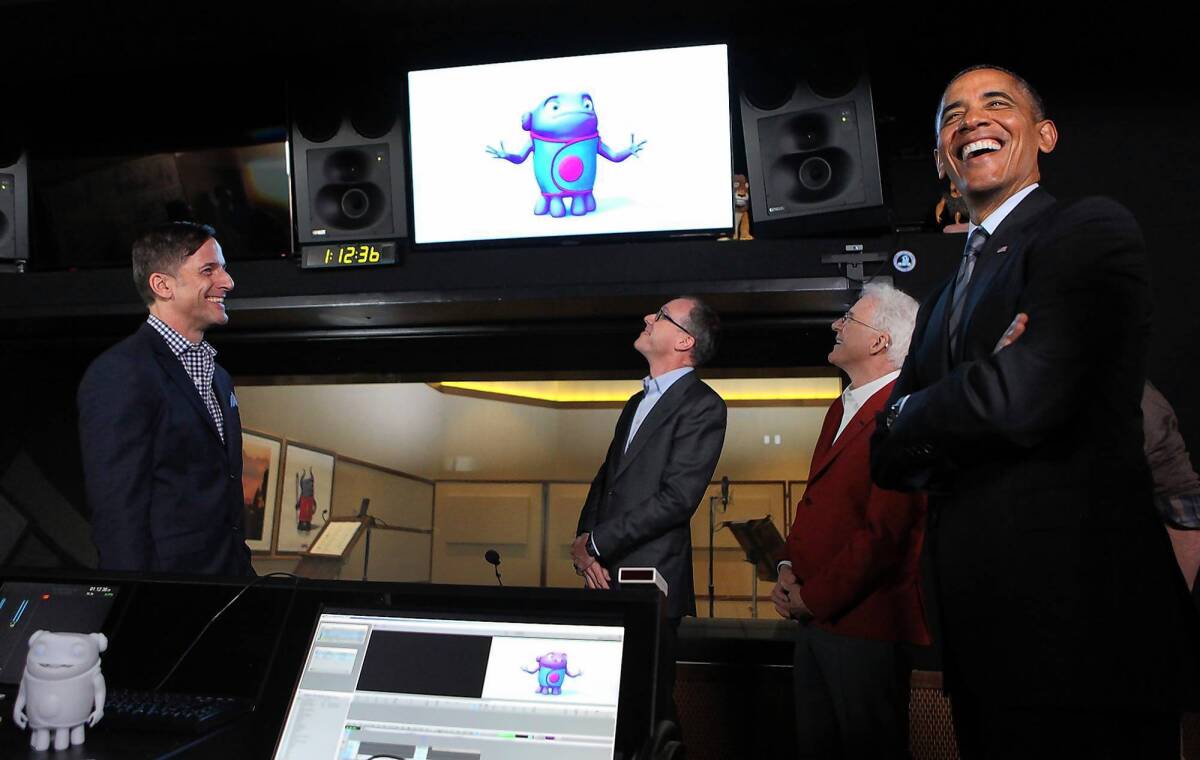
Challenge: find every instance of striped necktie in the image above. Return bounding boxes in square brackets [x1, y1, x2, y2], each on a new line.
[948, 227, 990, 352]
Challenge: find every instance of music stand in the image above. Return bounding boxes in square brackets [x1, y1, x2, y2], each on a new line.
[723, 517, 787, 618]
[295, 518, 366, 580]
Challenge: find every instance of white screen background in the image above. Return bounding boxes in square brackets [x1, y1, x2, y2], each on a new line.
[408, 44, 733, 244]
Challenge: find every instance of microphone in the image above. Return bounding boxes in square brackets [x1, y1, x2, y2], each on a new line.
[485, 549, 503, 586]
[720, 476, 730, 510]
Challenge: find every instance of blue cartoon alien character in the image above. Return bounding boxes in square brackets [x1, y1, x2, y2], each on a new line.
[521, 651, 582, 695]
[486, 92, 645, 218]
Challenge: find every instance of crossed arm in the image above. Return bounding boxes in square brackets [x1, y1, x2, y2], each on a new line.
[872, 199, 1145, 490]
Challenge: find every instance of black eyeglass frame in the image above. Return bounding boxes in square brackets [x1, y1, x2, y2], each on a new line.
[654, 307, 692, 336]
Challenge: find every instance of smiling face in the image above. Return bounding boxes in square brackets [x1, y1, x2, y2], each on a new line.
[25, 632, 103, 681]
[828, 295, 888, 379]
[148, 237, 234, 343]
[935, 68, 1057, 223]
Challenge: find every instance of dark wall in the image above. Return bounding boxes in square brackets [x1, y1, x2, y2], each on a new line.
[1, 2, 1197, 566]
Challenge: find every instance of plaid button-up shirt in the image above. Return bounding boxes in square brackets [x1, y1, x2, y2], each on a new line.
[146, 315, 225, 444]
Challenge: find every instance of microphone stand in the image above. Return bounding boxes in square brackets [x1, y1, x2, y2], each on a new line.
[708, 482, 731, 617]
[359, 498, 373, 583]
[708, 494, 720, 618]
[361, 517, 374, 583]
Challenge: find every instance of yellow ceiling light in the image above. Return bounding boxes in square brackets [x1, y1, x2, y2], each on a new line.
[432, 377, 841, 407]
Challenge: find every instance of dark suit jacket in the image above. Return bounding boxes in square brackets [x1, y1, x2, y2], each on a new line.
[577, 371, 727, 619]
[872, 189, 1199, 708]
[786, 380, 929, 645]
[78, 321, 253, 576]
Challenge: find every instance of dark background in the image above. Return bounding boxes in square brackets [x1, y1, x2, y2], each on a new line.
[0, 0, 1195, 566]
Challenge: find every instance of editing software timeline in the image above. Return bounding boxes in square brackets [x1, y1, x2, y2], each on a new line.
[274, 610, 626, 760]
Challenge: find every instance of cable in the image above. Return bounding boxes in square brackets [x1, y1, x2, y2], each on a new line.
[153, 571, 299, 692]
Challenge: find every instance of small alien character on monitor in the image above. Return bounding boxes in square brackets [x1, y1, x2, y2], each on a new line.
[487, 92, 645, 218]
[521, 651, 582, 695]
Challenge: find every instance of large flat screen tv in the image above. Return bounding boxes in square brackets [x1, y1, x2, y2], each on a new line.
[408, 43, 733, 246]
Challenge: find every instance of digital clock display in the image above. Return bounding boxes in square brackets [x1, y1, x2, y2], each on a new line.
[300, 242, 398, 269]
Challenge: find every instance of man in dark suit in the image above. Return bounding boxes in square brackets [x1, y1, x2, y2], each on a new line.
[871, 65, 1198, 757]
[772, 282, 928, 760]
[78, 222, 252, 576]
[572, 296, 727, 723]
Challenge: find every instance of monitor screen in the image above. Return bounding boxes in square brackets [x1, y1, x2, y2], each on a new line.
[273, 609, 625, 760]
[0, 582, 118, 685]
[408, 43, 733, 245]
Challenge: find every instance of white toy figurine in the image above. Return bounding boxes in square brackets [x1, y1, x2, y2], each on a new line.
[12, 631, 107, 751]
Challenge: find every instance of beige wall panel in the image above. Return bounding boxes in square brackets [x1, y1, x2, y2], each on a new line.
[432, 482, 543, 587]
[332, 459, 434, 529]
[236, 384, 448, 480]
[712, 405, 829, 482]
[251, 556, 300, 576]
[692, 549, 769, 598]
[438, 495, 531, 544]
[344, 529, 432, 583]
[690, 482, 787, 549]
[236, 383, 829, 485]
[546, 482, 592, 588]
[690, 482, 786, 614]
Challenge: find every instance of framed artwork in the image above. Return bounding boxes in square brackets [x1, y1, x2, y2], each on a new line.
[240, 430, 282, 553]
[276, 442, 336, 554]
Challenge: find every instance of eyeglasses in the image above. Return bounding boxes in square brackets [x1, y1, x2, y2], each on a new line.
[834, 311, 884, 333]
[655, 307, 692, 336]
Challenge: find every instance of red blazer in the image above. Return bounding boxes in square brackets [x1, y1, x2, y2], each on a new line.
[786, 380, 930, 644]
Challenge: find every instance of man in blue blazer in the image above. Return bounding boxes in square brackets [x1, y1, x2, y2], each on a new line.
[78, 222, 252, 576]
[572, 296, 727, 724]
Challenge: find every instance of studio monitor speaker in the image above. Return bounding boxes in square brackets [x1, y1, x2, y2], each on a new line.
[0, 139, 29, 266]
[740, 58, 885, 236]
[289, 78, 408, 245]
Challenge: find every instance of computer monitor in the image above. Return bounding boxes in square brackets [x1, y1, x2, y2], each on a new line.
[408, 43, 734, 246]
[273, 607, 633, 760]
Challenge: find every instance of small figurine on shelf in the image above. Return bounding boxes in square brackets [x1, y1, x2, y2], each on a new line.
[720, 174, 754, 240]
[13, 631, 107, 751]
[934, 180, 970, 234]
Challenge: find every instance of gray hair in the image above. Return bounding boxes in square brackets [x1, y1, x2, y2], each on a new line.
[861, 282, 918, 369]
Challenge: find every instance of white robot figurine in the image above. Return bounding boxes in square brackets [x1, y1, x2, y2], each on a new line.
[13, 631, 107, 751]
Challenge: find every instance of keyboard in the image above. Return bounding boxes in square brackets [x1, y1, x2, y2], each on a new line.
[103, 689, 252, 734]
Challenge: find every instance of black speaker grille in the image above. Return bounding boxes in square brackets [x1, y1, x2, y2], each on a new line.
[757, 101, 867, 212]
[306, 145, 393, 235]
[294, 91, 344, 144]
[349, 99, 398, 141]
[0, 173, 13, 259]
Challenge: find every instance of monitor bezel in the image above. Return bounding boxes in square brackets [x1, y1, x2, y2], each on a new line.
[272, 587, 660, 760]
[404, 41, 737, 250]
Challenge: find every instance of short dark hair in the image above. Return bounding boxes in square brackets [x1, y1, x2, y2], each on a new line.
[935, 64, 1047, 134]
[681, 296, 721, 367]
[131, 221, 217, 306]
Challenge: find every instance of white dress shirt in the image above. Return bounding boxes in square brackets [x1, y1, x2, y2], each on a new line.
[834, 370, 901, 443]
